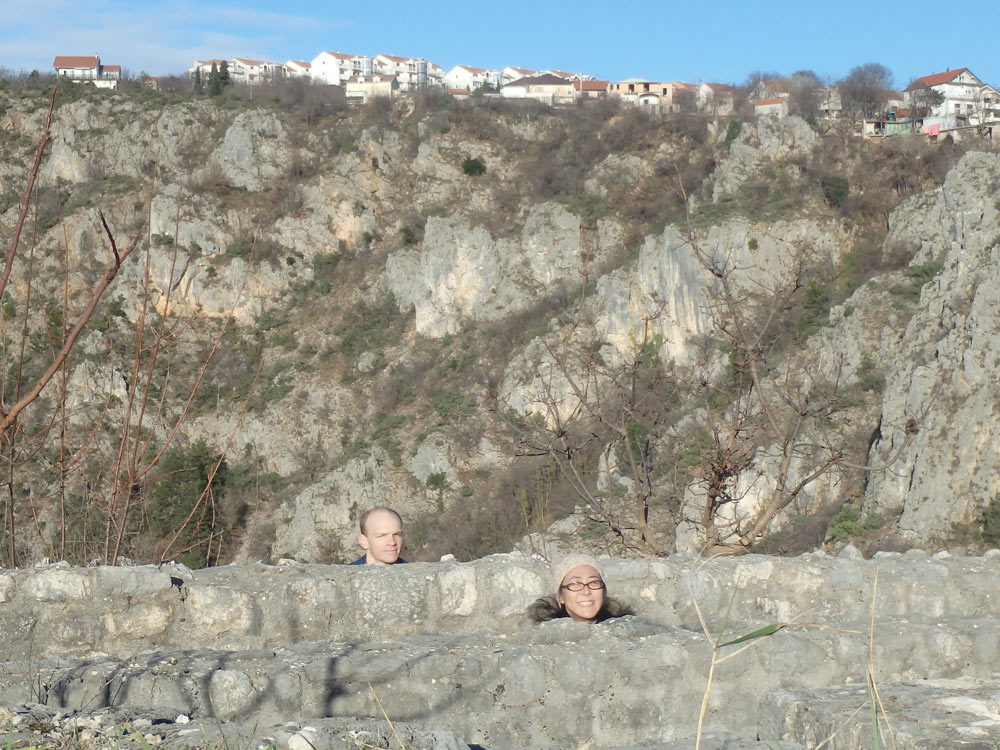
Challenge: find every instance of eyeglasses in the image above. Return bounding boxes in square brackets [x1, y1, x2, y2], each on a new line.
[560, 579, 605, 592]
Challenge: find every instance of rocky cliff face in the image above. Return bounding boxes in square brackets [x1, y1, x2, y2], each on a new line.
[864, 151, 1000, 541]
[1, 85, 997, 566]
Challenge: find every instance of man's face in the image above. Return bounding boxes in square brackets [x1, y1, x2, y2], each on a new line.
[358, 510, 403, 564]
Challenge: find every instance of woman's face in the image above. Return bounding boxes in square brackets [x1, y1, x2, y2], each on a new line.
[557, 564, 605, 622]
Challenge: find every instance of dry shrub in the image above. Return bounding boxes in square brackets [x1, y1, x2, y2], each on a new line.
[409, 457, 581, 561]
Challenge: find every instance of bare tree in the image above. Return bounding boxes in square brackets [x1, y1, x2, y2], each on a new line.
[0, 90, 140, 565]
[498, 281, 680, 557]
[839, 62, 894, 123]
[0, 88, 246, 568]
[787, 70, 824, 123]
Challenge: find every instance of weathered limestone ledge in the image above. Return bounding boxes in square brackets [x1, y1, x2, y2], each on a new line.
[2, 550, 999, 659]
[2, 551, 999, 748]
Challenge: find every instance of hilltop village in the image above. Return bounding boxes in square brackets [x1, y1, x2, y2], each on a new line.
[50, 52, 1000, 139]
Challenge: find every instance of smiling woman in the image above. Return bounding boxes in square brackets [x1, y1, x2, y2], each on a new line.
[527, 554, 634, 624]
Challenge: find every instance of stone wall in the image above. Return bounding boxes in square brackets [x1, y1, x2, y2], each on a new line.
[2, 551, 1000, 748]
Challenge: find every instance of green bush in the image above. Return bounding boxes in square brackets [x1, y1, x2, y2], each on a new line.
[335, 293, 401, 357]
[431, 389, 478, 424]
[724, 120, 742, 143]
[820, 175, 849, 207]
[827, 506, 862, 540]
[400, 225, 421, 245]
[426, 472, 449, 490]
[889, 260, 944, 303]
[856, 354, 885, 392]
[149, 440, 226, 567]
[981, 495, 1000, 545]
[797, 280, 831, 338]
[462, 157, 486, 176]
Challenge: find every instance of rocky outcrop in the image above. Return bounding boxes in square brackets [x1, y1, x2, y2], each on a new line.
[711, 116, 817, 202]
[864, 152, 1000, 540]
[385, 205, 624, 337]
[212, 110, 290, 191]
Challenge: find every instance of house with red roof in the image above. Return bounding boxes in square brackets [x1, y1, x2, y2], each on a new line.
[374, 54, 443, 91]
[187, 59, 227, 78]
[501, 66, 538, 85]
[284, 60, 311, 78]
[904, 68, 1000, 127]
[574, 79, 609, 99]
[443, 65, 503, 92]
[53, 55, 120, 90]
[310, 51, 373, 86]
[543, 70, 595, 82]
[229, 58, 283, 85]
[754, 97, 788, 119]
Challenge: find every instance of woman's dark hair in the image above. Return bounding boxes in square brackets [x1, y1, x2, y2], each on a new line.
[527, 594, 635, 624]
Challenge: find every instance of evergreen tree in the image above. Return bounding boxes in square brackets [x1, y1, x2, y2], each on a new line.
[194, 68, 204, 96]
[219, 60, 231, 87]
[208, 62, 222, 97]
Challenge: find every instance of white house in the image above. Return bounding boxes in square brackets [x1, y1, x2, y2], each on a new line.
[905, 67, 1000, 127]
[344, 74, 398, 102]
[374, 54, 443, 91]
[754, 97, 788, 118]
[697, 82, 734, 115]
[53, 55, 120, 89]
[543, 69, 595, 82]
[502, 74, 576, 105]
[284, 60, 311, 78]
[502, 66, 538, 85]
[229, 58, 283, 85]
[310, 51, 373, 86]
[443, 65, 503, 92]
[186, 59, 228, 82]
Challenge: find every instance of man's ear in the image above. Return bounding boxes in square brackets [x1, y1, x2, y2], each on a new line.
[357, 532, 370, 551]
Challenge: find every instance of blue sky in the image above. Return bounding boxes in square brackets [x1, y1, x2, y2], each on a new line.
[1, 0, 997, 89]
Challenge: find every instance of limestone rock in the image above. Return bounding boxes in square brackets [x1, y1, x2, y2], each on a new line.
[864, 152, 1000, 541]
[211, 110, 290, 191]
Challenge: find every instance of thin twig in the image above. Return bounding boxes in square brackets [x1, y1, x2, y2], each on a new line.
[867, 567, 897, 749]
[367, 682, 408, 750]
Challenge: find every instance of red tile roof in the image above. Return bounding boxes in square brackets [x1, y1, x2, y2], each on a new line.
[103, 65, 121, 72]
[907, 68, 971, 89]
[233, 58, 268, 66]
[574, 80, 608, 91]
[458, 65, 489, 74]
[379, 53, 409, 63]
[53, 56, 99, 69]
[755, 97, 785, 106]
